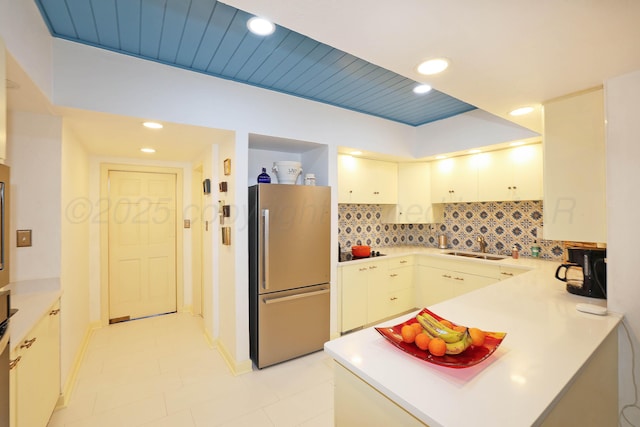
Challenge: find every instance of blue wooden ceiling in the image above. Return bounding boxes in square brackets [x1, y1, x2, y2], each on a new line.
[33, 0, 477, 126]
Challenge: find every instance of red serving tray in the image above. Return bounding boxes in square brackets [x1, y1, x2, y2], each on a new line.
[375, 308, 506, 369]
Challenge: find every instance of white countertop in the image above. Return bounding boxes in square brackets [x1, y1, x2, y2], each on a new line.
[1, 278, 62, 353]
[338, 245, 546, 270]
[327, 248, 621, 426]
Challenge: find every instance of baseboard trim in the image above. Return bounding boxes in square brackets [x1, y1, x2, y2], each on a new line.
[215, 338, 253, 376]
[55, 320, 101, 409]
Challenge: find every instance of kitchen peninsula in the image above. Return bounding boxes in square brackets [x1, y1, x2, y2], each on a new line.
[326, 250, 621, 426]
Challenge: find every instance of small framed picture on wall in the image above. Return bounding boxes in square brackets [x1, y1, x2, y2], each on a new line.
[224, 158, 231, 176]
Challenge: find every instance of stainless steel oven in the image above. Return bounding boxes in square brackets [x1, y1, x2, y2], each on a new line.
[0, 289, 9, 427]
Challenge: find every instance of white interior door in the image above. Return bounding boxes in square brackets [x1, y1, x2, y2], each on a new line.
[108, 170, 177, 322]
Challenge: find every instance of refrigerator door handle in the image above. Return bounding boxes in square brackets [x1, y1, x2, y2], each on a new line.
[262, 208, 270, 290]
[263, 288, 329, 305]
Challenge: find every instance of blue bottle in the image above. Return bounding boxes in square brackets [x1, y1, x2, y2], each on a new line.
[257, 167, 271, 183]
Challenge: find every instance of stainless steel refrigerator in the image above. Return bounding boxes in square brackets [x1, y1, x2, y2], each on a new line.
[249, 184, 331, 369]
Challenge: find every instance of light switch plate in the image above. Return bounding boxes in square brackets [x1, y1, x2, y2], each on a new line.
[17, 230, 32, 247]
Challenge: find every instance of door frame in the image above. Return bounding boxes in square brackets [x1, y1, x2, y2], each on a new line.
[191, 164, 204, 316]
[99, 163, 184, 327]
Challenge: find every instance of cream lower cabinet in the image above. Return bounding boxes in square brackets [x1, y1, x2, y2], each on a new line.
[341, 255, 528, 332]
[415, 266, 455, 306]
[10, 301, 61, 427]
[368, 256, 415, 323]
[341, 263, 375, 332]
[416, 266, 496, 307]
[415, 257, 526, 307]
[340, 257, 415, 333]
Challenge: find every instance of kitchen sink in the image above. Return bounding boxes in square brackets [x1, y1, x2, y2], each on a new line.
[445, 251, 507, 261]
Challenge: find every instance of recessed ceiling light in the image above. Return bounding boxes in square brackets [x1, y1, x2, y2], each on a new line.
[413, 84, 432, 94]
[435, 155, 447, 160]
[140, 148, 156, 153]
[417, 58, 449, 75]
[350, 151, 363, 156]
[143, 121, 163, 129]
[510, 141, 526, 147]
[247, 17, 275, 36]
[468, 149, 481, 154]
[509, 106, 534, 116]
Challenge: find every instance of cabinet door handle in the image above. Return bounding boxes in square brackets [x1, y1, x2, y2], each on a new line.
[369, 266, 377, 270]
[443, 274, 452, 278]
[389, 273, 398, 278]
[454, 277, 464, 281]
[400, 260, 407, 264]
[359, 267, 368, 272]
[501, 272, 514, 276]
[50, 309, 60, 315]
[9, 356, 21, 370]
[390, 297, 398, 301]
[20, 337, 36, 349]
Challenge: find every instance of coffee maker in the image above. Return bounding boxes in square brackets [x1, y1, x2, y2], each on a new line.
[555, 247, 607, 299]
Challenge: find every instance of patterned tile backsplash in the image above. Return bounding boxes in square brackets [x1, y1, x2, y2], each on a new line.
[338, 200, 564, 260]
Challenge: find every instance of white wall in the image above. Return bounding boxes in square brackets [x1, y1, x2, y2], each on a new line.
[196, 144, 218, 341]
[216, 131, 249, 369]
[60, 121, 91, 393]
[6, 111, 62, 281]
[50, 40, 417, 160]
[414, 109, 539, 158]
[605, 69, 640, 426]
[1, 36, 6, 163]
[0, 0, 53, 100]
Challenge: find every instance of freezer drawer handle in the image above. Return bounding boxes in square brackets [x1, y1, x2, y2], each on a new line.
[262, 209, 270, 290]
[263, 288, 329, 305]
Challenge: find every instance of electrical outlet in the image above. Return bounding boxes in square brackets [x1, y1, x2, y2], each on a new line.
[17, 230, 32, 247]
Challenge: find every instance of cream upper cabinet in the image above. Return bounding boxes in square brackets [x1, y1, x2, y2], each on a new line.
[383, 162, 443, 223]
[338, 154, 398, 204]
[431, 155, 479, 203]
[542, 88, 606, 243]
[477, 144, 543, 201]
[1, 36, 7, 163]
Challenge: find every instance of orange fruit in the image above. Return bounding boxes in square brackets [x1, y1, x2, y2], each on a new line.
[428, 337, 447, 356]
[469, 327, 486, 346]
[440, 320, 454, 329]
[401, 325, 417, 343]
[415, 333, 431, 351]
[453, 325, 467, 333]
[410, 322, 424, 335]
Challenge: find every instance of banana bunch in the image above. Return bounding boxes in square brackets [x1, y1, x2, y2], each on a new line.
[416, 313, 473, 355]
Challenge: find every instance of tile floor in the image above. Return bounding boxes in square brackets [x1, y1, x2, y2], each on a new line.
[47, 313, 335, 427]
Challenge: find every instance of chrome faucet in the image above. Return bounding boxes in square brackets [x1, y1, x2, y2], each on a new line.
[477, 235, 487, 253]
